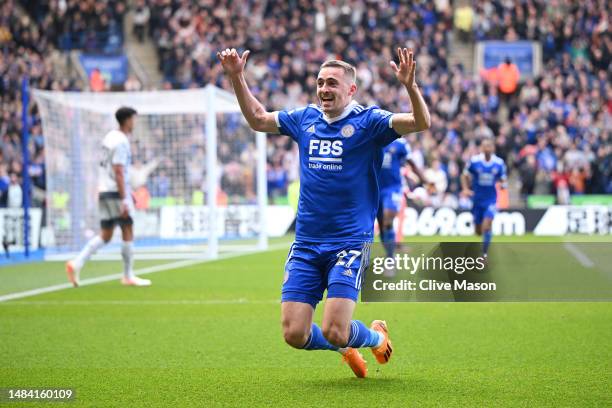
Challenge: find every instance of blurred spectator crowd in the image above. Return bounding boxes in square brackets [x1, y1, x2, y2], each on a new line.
[142, 0, 610, 206]
[1, 0, 75, 208]
[0, 0, 610, 209]
[1, 0, 129, 208]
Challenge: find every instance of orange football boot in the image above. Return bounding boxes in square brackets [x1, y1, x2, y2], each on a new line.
[65, 261, 79, 287]
[342, 348, 367, 378]
[370, 320, 393, 364]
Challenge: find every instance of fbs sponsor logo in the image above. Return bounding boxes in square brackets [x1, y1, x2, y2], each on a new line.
[308, 139, 343, 158]
[308, 139, 344, 172]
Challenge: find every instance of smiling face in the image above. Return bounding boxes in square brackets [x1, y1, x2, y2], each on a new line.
[316, 65, 357, 118]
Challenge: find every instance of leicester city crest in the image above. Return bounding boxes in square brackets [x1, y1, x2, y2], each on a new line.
[341, 124, 355, 138]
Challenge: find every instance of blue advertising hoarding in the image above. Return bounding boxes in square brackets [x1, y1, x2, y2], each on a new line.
[476, 41, 542, 79]
[79, 54, 129, 86]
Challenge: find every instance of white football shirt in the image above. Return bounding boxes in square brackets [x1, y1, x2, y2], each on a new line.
[98, 129, 131, 194]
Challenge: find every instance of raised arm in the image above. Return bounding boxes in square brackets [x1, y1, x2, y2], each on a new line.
[217, 48, 278, 133]
[389, 48, 431, 135]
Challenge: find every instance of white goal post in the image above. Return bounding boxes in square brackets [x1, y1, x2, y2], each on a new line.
[33, 85, 268, 260]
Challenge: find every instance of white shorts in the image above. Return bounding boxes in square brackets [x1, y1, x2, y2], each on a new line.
[98, 192, 133, 229]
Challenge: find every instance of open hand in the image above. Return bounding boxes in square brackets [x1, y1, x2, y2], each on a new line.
[217, 48, 250, 76]
[390, 48, 416, 88]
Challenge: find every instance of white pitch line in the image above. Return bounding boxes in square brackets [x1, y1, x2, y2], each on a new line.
[563, 242, 595, 268]
[44, 244, 266, 261]
[0, 243, 289, 303]
[0, 299, 280, 306]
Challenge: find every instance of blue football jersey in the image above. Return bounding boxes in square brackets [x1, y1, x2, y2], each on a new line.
[465, 153, 507, 204]
[379, 138, 411, 190]
[275, 101, 400, 242]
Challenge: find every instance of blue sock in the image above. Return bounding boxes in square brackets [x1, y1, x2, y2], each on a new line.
[302, 323, 338, 351]
[346, 320, 383, 348]
[483, 230, 492, 255]
[382, 227, 396, 258]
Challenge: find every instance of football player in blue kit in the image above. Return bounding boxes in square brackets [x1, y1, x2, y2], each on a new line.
[218, 47, 430, 378]
[378, 138, 426, 260]
[461, 137, 507, 258]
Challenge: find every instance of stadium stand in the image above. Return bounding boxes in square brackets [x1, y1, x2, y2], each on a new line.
[0, 0, 610, 209]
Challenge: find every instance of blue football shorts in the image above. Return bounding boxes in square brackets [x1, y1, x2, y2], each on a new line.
[281, 241, 372, 308]
[471, 202, 497, 225]
[379, 186, 403, 213]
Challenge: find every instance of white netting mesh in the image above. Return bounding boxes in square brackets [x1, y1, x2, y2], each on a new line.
[33, 86, 267, 258]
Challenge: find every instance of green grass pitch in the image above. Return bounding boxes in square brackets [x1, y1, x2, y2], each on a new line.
[1, 235, 611, 407]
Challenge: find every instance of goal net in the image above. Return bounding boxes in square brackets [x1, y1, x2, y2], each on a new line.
[33, 86, 268, 260]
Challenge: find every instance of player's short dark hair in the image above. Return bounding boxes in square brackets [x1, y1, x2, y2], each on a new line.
[115, 107, 137, 126]
[319, 60, 357, 83]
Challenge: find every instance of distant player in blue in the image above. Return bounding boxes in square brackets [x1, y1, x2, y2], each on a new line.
[378, 138, 425, 259]
[461, 137, 507, 257]
[218, 47, 431, 377]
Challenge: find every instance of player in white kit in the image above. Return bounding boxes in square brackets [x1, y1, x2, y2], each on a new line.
[66, 107, 151, 287]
